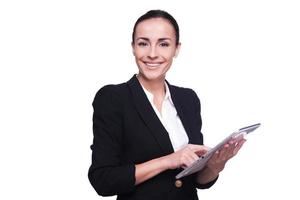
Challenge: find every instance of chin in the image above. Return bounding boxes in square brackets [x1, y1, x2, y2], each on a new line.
[139, 72, 166, 82]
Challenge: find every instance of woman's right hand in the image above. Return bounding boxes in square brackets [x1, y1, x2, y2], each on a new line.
[162, 144, 209, 170]
[135, 144, 209, 185]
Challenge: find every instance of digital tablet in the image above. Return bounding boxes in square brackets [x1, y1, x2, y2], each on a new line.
[175, 123, 261, 179]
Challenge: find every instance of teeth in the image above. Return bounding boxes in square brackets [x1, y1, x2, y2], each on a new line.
[145, 63, 161, 67]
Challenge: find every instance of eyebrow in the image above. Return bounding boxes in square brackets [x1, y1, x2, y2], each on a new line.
[136, 37, 172, 42]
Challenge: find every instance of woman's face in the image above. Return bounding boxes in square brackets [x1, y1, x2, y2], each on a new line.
[132, 18, 180, 82]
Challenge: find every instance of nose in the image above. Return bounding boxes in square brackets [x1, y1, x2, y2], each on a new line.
[148, 46, 158, 59]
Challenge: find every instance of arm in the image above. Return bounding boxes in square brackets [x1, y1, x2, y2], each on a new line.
[88, 87, 135, 196]
[135, 157, 167, 185]
[135, 144, 208, 185]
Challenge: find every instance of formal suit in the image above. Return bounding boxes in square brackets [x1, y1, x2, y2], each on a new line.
[88, 75, 217, 200]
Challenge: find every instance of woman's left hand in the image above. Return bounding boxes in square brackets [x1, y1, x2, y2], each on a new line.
[206, 135, 246, 175]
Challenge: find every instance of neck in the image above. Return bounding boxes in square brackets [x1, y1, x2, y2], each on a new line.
[137, 74, 166, 97]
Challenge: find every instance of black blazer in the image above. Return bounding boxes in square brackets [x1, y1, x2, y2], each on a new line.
[88, 75, 217, 200]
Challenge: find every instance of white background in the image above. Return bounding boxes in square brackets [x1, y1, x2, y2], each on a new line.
[1, 0, 299, 199]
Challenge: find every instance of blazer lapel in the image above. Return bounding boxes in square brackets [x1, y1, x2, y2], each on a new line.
[167, 82, 195, 143]
[127, 75, 174, 155]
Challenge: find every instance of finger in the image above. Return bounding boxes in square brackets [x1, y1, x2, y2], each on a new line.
[179, 149, 199, 163]
[226, 141, 239, 157]
[233, 139, 246, 155]
[185, 158, 196, 167]
[188, 144, 210, 152]
[181, 154, 198, 167]
[181, 165, 187, 169]
[223, 139, 246, 159]
[182, 149, 202, 163]
[220, 142, 237, 160]
[229, 136, 244, 145]
[186, 151, 200, 162]
[209, 150, 220, 161]
[206, 150, 221, 167]
[218, 145, 230, 160]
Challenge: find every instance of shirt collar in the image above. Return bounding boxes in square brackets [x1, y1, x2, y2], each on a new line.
[164, 82, 174, 106]
[141, 82, 174, 106]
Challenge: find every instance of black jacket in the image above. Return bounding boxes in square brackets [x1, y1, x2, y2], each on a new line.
[88, 75, 217, 200]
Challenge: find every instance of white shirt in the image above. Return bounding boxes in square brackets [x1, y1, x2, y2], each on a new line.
[141, 82, 189, 151]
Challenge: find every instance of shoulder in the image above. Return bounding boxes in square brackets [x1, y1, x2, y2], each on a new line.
[170, 84, 197, 95]
[93, 82, 129, 108]
[168, 83, 200, 102]
[95, 82, 127, 96]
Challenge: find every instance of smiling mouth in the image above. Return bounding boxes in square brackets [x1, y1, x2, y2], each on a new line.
[144, 62, 162, 67]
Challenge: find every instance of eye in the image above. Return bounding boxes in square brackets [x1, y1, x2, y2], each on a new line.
[137, 42, 148, 47]
[160, 42, 170, 47]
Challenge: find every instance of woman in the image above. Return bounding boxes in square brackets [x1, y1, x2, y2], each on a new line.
[88, 10, 246, 200]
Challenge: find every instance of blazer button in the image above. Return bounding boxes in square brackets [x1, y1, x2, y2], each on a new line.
[175, 180, 182, 188]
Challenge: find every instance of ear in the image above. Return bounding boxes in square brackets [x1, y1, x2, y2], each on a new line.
[174, 42, 181, 58]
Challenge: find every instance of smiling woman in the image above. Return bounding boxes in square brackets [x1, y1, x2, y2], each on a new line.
[132, 17, 180, 90]
[88, 10, 246, 200]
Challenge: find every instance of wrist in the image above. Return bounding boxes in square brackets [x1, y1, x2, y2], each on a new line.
[203, 165, 219, 178]
[196, 166, 219, 184]
[159, 154, 172, 170]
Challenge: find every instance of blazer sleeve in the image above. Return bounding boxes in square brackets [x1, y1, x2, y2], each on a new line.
[88, 86, 136, 196]
[190, 90, 219, 189]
